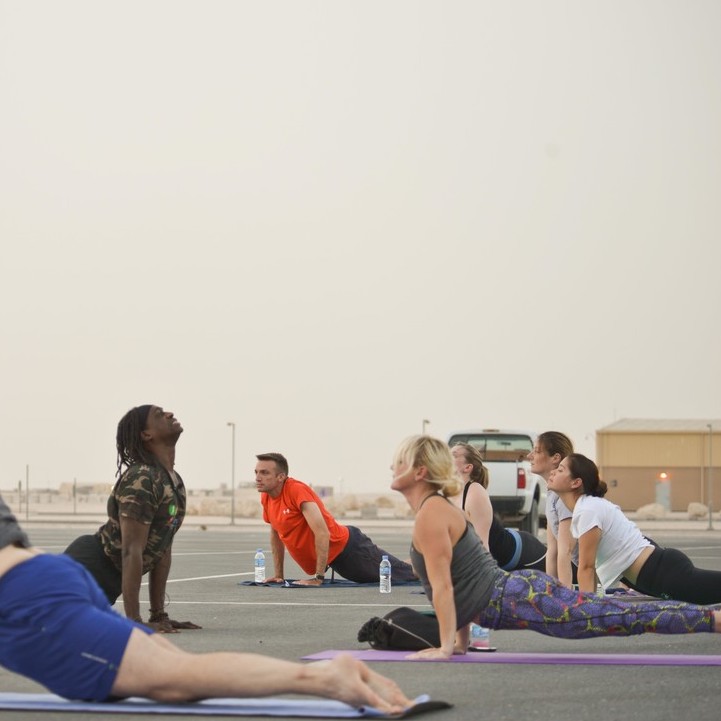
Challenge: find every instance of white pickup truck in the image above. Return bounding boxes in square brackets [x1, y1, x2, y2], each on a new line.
[447, 428, 546, 536]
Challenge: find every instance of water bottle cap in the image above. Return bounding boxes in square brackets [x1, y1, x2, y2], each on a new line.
[382, 555, 388, 560]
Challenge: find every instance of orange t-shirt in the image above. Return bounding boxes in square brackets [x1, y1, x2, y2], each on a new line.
[261, 478, 350, 575]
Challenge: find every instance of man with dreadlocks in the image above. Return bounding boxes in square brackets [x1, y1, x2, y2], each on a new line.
[65, 405, 201, 633]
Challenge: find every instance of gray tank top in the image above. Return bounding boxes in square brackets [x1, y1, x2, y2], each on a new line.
[410, 496, 502, 627]
[0, 494, 30, 550]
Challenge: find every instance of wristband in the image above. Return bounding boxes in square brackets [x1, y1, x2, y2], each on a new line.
[314, 573, 325, 581]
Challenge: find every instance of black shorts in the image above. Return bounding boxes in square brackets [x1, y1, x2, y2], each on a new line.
[330, 525, 416, 583]
[64, 534, 122, 604]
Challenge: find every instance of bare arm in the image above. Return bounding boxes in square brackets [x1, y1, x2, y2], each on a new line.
[463, 483, 493, 550]
[148, 547, 201, 631]
[265, 527, 286, 582]
[545, 525, 559, 578]
[119, 515, 151, 622]
[408, 502, 463, 659]
[556, 518, 576, 588]
[577, 527, 601, 594]
[294, 502, 329, 586]
[148, 546, 172, 615]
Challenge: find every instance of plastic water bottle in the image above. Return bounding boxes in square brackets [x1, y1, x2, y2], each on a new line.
[254, 548, 266, 583]
[469, 623, 490, 649]
[379, 555, 391, 593]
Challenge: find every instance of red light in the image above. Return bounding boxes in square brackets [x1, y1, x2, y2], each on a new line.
[517, 468, 527, 489]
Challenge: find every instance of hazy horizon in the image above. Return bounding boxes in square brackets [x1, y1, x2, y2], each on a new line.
[1, 1, 719, 495]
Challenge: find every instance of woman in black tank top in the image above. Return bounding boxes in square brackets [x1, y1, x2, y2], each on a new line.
[452, 443, 546, 571]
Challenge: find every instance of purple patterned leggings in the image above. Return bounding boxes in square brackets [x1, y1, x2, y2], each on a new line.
[479, 569, 714, 638]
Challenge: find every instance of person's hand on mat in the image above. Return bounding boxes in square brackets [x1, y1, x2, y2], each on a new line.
[294, 577, 324, 586]
[147, 611, 201, 632]
[320, 654, 413, 713]
[147, 616, 180, 634]
[168, 618, 202, 630]
[406, 646, 453, 660]
[264, 576, 284, 584]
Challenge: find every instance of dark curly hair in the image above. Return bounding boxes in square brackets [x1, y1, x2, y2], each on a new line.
[115, 405, 156, 477]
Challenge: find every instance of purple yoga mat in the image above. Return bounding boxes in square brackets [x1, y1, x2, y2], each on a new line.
[303, 649, 721, 666]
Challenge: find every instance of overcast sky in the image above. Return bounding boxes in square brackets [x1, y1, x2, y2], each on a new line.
[1, 1, 719, 497]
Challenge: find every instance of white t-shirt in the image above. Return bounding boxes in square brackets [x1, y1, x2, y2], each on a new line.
[571, 495, 652, 590]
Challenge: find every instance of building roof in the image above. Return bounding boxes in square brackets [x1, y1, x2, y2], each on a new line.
[598, 418, 721, 433]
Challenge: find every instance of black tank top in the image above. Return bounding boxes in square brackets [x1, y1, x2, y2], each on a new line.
[462, 481, 515, 567]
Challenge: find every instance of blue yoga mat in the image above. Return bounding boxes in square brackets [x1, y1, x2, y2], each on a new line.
[239, 579, 421, 588]
[0, 693, 450, 718]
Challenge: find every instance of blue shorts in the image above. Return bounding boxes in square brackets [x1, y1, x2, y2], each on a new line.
[0, 553, 152, 701]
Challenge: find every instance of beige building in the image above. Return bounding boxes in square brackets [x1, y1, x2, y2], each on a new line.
[596, 419, 721, 512]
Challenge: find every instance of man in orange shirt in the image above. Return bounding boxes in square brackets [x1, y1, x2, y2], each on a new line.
[255, 453, 415, 586]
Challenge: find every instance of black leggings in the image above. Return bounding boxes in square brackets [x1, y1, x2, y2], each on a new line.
[64, 534, 122, 604]
[515, 530, 547, 571]
[634, 546, 721, 605]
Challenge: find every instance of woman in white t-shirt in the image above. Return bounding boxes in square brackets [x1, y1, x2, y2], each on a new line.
[527, 431, 577, 587]
[550, 453, 721, 605]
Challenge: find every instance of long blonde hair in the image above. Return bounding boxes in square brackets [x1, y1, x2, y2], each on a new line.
[393, 435, 463, 497]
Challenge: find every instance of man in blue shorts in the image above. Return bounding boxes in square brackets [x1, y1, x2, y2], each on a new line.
[0, 493, 411, 711]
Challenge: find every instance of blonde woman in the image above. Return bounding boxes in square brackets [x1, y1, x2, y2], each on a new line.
[392, 435, 720, 660]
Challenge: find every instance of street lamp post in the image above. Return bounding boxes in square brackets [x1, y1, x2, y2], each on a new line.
[708, 423, 714, 531]
[227, 422, 236, 526]
[422, 419, 430, 435]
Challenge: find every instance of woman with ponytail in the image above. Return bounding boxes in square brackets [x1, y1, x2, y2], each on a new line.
[450, 443, 546, 571]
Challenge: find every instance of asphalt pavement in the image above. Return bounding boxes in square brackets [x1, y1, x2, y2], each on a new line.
[2, 520, 720, 721]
